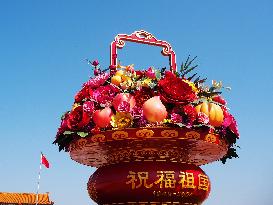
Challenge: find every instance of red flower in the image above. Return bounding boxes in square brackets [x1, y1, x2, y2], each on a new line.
[56, 112, 69, 137]
[158, 71, 197, 104]
[74, 86, 92, 103]
[133, 87, 154, 107]
[135, 70, 144, 79]
[183, 104, 197, 126]
[212, 95, 227, 105]
[67, 105, 90, 130]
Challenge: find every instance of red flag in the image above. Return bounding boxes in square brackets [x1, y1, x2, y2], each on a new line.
[41, 154, 50, 168]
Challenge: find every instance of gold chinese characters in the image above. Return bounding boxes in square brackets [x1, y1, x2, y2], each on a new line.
[126, 170, 209, 191]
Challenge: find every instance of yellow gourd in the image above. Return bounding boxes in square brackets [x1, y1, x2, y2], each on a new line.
[195, 102, 224, 127]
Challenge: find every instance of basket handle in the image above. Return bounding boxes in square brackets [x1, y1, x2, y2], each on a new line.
[110, 30, 177, 72]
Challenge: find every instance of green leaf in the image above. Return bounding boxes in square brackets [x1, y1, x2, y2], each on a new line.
[186, 56, 197, 68]
[188, 73, 197, 81]
[194, 76, 200, 84]
[183, 65, 198, 76]
[63, 131, 74, 135]
[155, 70, 161, 80]
[175, 123, 186, 127]
[77, 132, 89, 138]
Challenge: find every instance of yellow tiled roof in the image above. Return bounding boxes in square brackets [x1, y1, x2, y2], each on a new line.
[0, 192, 53, 204]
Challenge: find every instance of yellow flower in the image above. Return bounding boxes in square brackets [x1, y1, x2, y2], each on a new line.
[141, 78, 152, 87]
[183, 79, 198, 93]
[72, 103, 80, 110]
[111, 112, 133, 129]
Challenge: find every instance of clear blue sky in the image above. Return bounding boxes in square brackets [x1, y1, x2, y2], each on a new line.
[1, 0, 273, 204]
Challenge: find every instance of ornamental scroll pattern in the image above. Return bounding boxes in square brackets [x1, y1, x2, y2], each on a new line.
[184, 131, 201, 140]
[69, 128, 227, 167]
[69, 138, 88, 151]
[136, 129, 154, 138]
[112, 131, 129, 140]
[205, 134, 217, 143]
[161, 130, 178, 138]
[91, 134, 106, 143]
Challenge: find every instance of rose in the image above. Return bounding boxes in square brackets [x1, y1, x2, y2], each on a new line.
[158, 71, 197, 104]
[67, 105, 90, 130]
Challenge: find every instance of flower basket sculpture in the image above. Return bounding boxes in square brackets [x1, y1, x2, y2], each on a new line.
[54, 30, 239, 205]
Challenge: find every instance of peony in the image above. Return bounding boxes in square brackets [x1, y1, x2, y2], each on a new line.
[67, 105, 90, 130]
[92, 85, 119, 106]
[158, 71, 197, 104]
[171, 113, 183, 123]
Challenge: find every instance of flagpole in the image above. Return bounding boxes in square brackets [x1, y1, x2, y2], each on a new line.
[35, 152, 43, 205]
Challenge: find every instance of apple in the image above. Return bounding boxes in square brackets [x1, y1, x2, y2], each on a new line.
[93, 107, 113, 128]
[143, 96, 167, 122]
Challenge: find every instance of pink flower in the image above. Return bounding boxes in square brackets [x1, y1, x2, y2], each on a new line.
[116, 101, 130, 112]
[223, 111, 239, 137]
[146, 67, 156, 79]
[91, 60, 99, 67]
[171, 113, 183, 123]
[94, 68, 100, 76]
[92, 85, 119, 106]
[197, 112, 209, 124]
[131, 106, 143, 118]
[83, 101, 95, 115]
[83, 73, 110, 88]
